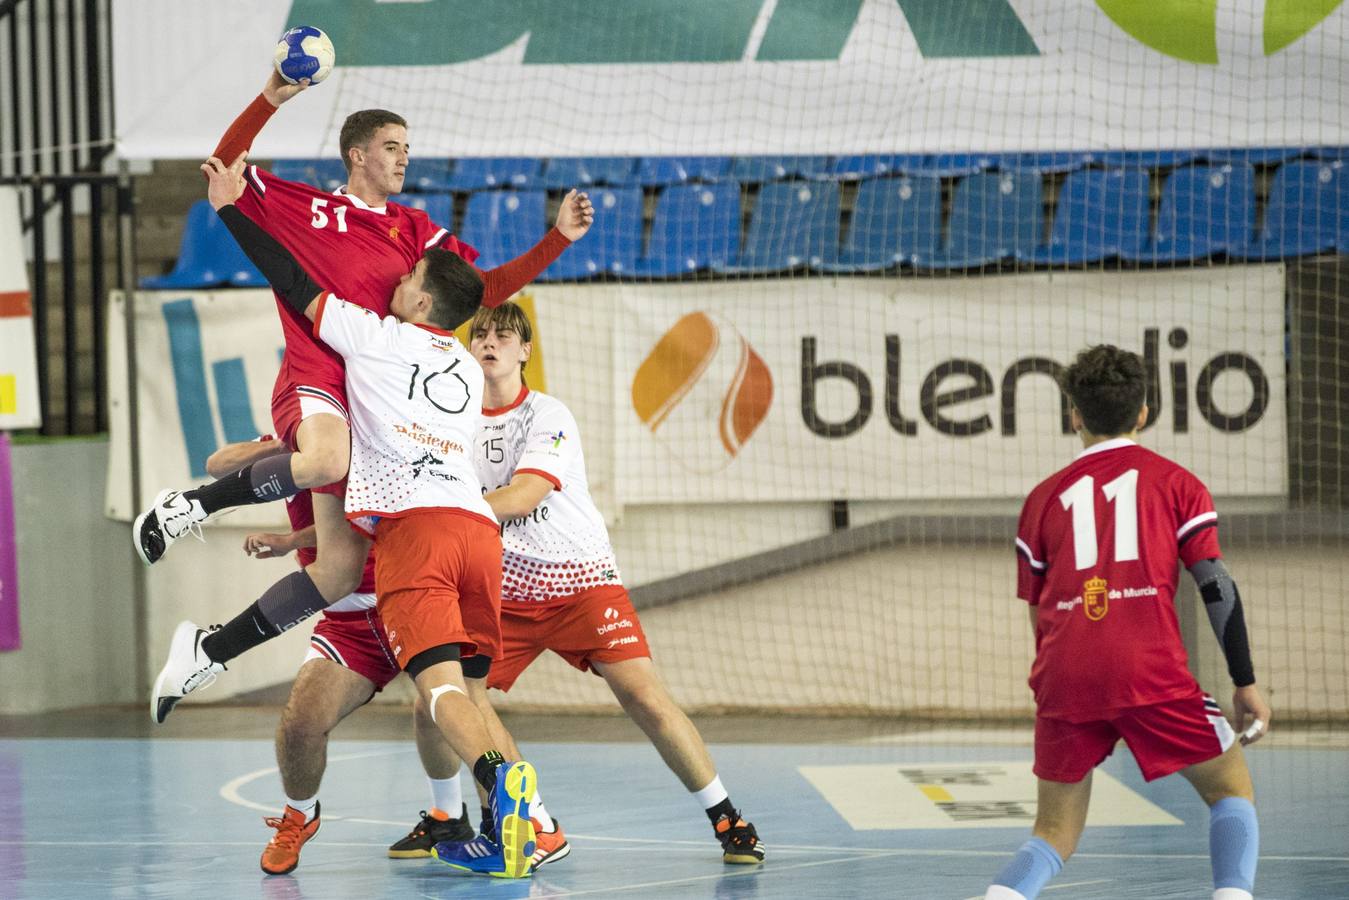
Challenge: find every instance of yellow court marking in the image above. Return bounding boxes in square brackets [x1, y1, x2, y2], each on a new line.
[919, 784, 954, 803]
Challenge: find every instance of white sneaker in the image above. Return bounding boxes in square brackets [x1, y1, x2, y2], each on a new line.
[133, 489, 207, 565]
[151, 620, 224, 723]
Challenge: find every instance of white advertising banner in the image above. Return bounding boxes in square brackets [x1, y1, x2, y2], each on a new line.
[610, 268, 1288, 503]
[112, 1, 1349, 159]
[0, 188, 41, 430]
[109, 268, 1286, 521]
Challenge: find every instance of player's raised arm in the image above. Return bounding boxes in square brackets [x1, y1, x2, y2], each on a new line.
[478, 190, 595, 307]
[202, 154, 325, 320]
[1187, 558, 1272, 744]
[211, 70, 309, 174]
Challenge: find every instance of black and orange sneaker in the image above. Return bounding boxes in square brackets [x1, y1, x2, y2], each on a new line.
[529, 817, 571, 870]
[260, 802, 321, 875]
[388, 805, 475, 858]
[713, 812, 765, 864]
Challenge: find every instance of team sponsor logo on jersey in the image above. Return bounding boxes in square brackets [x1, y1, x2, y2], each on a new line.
[395, 421, 465, 457]
[632, 311, 773, 473]
[603, 607, 619, 620]
[607, 635, 639, 648]
[550, 429, 566, 448]
[1083, 576, 1109, 621]
[388, 225, 400, 240]
[602, 568, 617, 581]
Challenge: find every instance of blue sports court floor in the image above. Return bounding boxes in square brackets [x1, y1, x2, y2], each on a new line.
[0, 709, 1345, 899]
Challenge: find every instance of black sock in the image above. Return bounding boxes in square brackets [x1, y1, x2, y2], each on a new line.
[706, 797, 736, 825]
[473, 751, 506, 793]
[185, 453, 299, 515]
[201, 571, 327, 664]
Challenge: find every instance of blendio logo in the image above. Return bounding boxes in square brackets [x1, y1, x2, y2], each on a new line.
[596, 617, 633, 636]
[800, 327, 1270, 439]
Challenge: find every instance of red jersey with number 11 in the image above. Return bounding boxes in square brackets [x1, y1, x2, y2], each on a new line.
[1015, 438, 1222, 721]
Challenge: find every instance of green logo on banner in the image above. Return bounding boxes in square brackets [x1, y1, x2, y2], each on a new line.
[1095, 0, 1343, 64]
[283, 0, 1039, 65]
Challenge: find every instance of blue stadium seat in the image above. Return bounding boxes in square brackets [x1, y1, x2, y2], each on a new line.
[634, 183, 740, 276]
[1123, 164, 1256, 262]
[815, 176, 941, 272]
[919, 172, 1042, 268]
[1202, 147, 1305, 166]
[458, 191, 547, 270]
[271, 158, 348, 191]
[715, 181, 840, 274]
[540, 188, 643, 279]
[829, 155, 902, 180]
[447, 158, 540, 191]
[141, 201, 265, 289]
[540, 157, 638, 189]
[635, 157, 733, 186]
[1235, 161, 1341, 260]
[388, 193, 453, 231]
[890, 153, 995, 177]
[732, 156, 832, 183]
[1309, 147, 1348, 160]
[402, 158, 453, 191]
[1020, 168, 1150, 264]
[1088, 149, 1198, 168]
[996, 152, 1091, 174]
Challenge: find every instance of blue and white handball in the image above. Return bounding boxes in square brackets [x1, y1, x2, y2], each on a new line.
[273, 26, 335, 85]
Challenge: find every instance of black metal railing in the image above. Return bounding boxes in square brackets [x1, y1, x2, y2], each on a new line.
[2, 0, 122, 435]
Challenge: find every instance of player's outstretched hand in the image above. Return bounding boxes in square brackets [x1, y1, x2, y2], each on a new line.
[555, 189, 595, 242]
[201, 153, 248, 210]
[262, 68, 310, 107]
[1233, 683, 1271, 745]
[243, 531, 294, 559]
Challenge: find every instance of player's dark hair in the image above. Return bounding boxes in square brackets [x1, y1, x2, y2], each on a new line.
[339, 109, 407, 172]
[421, 248, 483, 330]
[469, 302, 533, 383]
[1061, 344, 1147, 437]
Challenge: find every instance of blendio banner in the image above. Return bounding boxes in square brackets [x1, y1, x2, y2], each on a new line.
[610, 268, 1288, 503]
[112, 1, 1349, 158]
[0, 188, 41, 430]
[110, 269, 1286, 522]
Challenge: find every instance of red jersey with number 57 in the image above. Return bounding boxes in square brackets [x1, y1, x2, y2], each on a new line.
[1015, 438, 1222, 721]
[237, 165, 477, 396]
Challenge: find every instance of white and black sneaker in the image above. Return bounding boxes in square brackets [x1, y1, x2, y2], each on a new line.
[133, 489, 208, 565]
[151, 620, 225, 724]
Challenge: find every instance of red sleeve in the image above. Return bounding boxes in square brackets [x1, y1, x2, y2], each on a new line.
[1015, 492, 1047, 604]
[1175, 472, 1221, 566]
[211, 93, 278, 170]
[478, 228, 572, 308]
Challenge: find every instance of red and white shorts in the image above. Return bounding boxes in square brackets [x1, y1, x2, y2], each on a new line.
[304, 605, 401, 691]
[272, 381, 349, 497]
[373, 511, 504, 669]
[1034, 692, 1237, 783]
[489, 585, 651, 693]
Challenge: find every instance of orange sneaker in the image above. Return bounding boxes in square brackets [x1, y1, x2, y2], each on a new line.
[529, 817, 571, 870]
[260, 802, 321, 875]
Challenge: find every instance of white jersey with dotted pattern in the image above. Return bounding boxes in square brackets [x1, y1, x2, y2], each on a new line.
[314, 294, 496, 533]
[474, 388, 621, 604]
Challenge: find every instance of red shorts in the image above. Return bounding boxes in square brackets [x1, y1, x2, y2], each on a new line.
[305, 606, 400, 690]
[373, 510, 503, 670]
[489, 585, 650, 692]
[1035, 692, 1237, 783]
[271, 380, 349, 497]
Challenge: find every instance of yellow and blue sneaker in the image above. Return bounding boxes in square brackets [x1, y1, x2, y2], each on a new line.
[491, 761, 538, 878]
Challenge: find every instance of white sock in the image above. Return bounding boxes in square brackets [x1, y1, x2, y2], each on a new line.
[693, 775, 728, 811]
[985, 887, 1028, 900]
[530, 790, 555, 831]
[1213, 890, 1253, 900]
[286, 795, 318, 819]
[428, 774, 462, 816]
